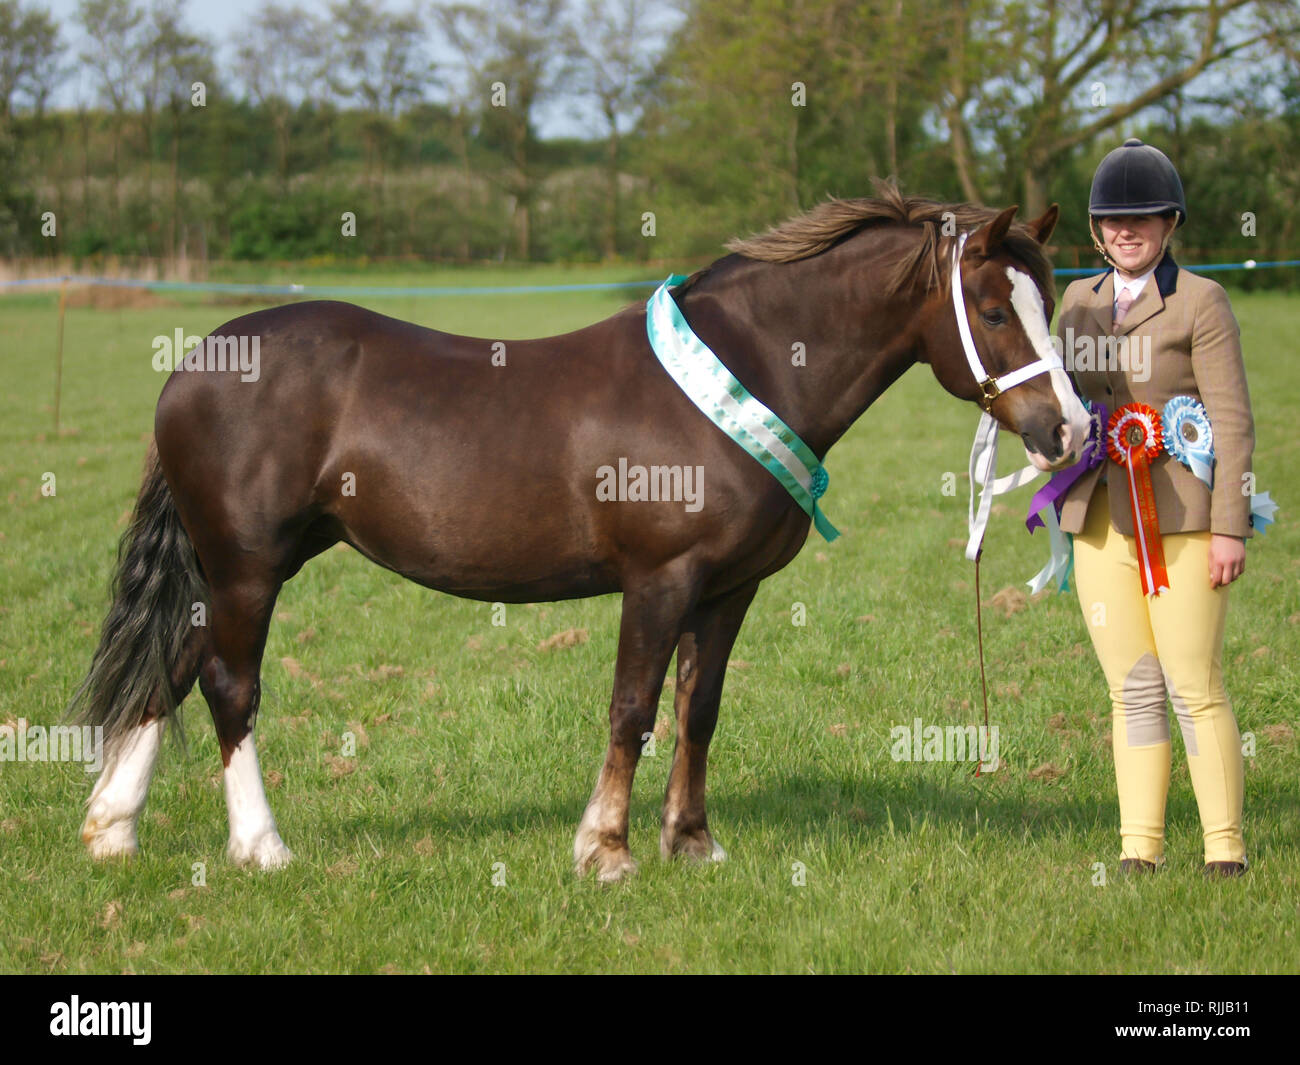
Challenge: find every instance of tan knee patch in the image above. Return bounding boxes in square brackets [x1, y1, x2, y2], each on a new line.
[1121, 652, 1169, 747]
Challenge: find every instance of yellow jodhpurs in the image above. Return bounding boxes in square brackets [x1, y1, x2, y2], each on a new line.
[1073, 486, 1245, 865]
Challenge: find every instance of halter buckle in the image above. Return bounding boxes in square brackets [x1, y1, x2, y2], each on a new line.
[978, 377, 1001, 408]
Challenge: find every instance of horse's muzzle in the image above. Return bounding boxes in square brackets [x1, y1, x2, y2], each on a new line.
[1022, 421, 1078, 472]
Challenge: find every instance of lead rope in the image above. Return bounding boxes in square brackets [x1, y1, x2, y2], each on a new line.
[974, 548, 990, 777]
[949, 229, 1059, 779]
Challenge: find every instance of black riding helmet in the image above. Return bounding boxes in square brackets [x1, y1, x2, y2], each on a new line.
[1089, 138, 1187, 227]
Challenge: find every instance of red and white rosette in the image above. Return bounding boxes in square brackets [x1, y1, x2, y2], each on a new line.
[1107, 403, 1170, 596]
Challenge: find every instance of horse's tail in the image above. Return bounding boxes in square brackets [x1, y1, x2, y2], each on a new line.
[66, 444, 207, 760]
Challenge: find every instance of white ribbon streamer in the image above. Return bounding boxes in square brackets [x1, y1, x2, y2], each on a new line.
[1025, 505, 1072, 595]
[966, 412, 1000, 561]
[953, 232, 1056, 561]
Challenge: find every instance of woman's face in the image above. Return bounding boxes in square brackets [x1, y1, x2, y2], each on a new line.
[1098, 214, 1177, 277]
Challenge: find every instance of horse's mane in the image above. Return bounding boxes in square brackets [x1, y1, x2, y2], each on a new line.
[722, 179, 1054, 300]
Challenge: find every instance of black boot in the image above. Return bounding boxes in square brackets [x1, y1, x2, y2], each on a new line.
[1202, 861, 1247, 878]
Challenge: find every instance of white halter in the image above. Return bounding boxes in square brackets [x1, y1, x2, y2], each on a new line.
[951, 231, 1061, 561]
[950, 231, 1057, 410]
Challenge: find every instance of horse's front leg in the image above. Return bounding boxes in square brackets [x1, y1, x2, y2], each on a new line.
[574, 567, 698, 882]
[661, 580, 759, 863]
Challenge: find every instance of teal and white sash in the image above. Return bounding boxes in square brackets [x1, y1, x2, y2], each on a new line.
[645, 275, 839, 541]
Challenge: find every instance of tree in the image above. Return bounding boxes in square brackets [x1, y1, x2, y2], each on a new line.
[436, 0, 570, 259]
[966, 0, 1300, 216]
[134, 1, 209, 250]
[0, 0, 63, 121]
[0, 0, 63, 255]
[329, 0, 430, 117]
[940, 0, 990, 202]
[639, 0, 945, 254]
[234, 3, 328, 185]
[639, 0, 826, 244]
[563, 0, 665, 258]
[327, 0, 431, 193]
[76, 0, 145, 226]
[138, 0, 211, 257]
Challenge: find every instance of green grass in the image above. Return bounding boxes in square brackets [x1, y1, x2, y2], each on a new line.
[1, 276, 1297, 973]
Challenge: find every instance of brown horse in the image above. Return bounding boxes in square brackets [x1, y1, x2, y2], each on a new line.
[69, 186, 1088, 881]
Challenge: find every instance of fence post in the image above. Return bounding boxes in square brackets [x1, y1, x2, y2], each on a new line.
[53, 277, 67, 434]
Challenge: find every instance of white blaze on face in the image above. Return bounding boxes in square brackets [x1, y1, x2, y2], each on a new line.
[1005, 267, 1090, 468]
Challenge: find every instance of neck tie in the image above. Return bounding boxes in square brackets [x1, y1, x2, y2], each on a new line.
[1113, 286, 1134, 329]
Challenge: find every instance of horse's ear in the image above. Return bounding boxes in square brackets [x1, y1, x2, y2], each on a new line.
[964, 205, 1018, 263]
[1027, 203, 1059, 245]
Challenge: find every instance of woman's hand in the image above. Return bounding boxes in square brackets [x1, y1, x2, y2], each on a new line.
[1209, 534, 1246, 588]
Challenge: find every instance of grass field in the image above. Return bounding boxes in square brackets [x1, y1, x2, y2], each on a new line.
[1, 267, 1297, 974]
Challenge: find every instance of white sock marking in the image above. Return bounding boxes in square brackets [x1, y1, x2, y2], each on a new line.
[224, 735, 291, 869]
[83, 718, 164, 858]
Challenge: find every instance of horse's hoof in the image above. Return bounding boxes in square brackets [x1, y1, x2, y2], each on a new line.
[228, 833, 293, 870]
[574, 839, 638, 882]
[82, 816, 139, 860]
[595, 850, 638, 883]
[661, 828, 727, 864]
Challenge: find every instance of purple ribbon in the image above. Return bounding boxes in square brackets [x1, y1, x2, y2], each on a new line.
[1026, 403, 1108, 532]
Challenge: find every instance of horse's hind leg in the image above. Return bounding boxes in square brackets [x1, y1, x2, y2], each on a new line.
[199, 571, 291, 869]
[574, 566, 698, 881]
[82, 720, 164, 858]
[82, 625, 208, 859]
[660, 581, 758, 862]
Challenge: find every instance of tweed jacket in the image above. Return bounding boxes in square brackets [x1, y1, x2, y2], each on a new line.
[1055, 252, 1256, 539]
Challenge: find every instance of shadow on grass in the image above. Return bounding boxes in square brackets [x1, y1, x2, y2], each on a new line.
[303, 768, 1298, 863]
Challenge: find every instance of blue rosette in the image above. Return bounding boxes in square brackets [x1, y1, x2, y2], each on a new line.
[1251, 491, 1279, 535]
[1162, 395, 1280, 533]
[1162, 395, 1214, 489]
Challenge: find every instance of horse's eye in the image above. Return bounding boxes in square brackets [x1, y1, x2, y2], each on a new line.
[981, 309, 1007, 327]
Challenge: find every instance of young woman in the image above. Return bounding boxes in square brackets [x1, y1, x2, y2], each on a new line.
[1054, 138, 1255, 877]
